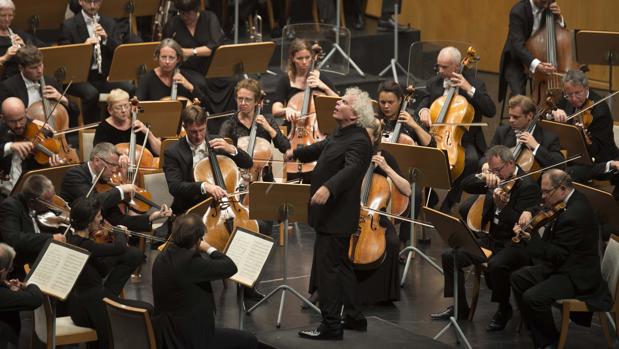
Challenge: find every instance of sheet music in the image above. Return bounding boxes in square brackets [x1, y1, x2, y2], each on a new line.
[225, 228, 273, 287]
[26, 241, 89, 300]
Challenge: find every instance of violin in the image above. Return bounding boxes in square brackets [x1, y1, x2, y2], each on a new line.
[95, 179, 162, 214]
[429, 47, 479, 180]
[92, 223, 167, 244]
[286, 43, 324, 176]
[512, 201, 567, 243]
[383, 85, 416, 145]
[22, 119, 77, 165]
[36, 195, 71, 230]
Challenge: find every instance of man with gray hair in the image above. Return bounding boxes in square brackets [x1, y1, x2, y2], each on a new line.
[286, 87, 374, 340]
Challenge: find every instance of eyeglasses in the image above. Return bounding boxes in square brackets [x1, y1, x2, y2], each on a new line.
[159, 56, 177, 62]
[541, 186, 559, 195]
[97, 157, 120, 168]
[112, 103, 130, 112]
[563, 89, 586, 99]
[236, 97, 255, 104]
[488, 162, 508, 174]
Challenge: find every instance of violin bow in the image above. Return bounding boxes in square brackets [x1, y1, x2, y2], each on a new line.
[31, 81, 73, 140]
[86, 166, 106, 198]
[361, 206, 435, 228]
[565, 90, 619, 122]
[496, 155, 581, 187]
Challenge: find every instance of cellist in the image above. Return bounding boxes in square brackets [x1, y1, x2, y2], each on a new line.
[417, 46, 496, 211]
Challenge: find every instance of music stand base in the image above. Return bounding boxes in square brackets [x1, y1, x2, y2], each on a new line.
[319, 43, 366, 77]
[246, 284, 320, 328]
[433, 316, 473, 349]
[379, 58, 407, 84]
[399, 246, 443, 287]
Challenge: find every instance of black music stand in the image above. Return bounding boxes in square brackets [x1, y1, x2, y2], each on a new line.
[575, 30, 619, 108]
[245, 182, 320, 328]
[380, 143, 451, 286]
[424, 206, 486, 349]
[540, 120, 592, 165]
[206, 42, 276, 78]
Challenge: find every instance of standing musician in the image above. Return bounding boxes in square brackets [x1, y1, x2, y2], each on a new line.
[550, 69, 619, 182]
[152, 213, 258, 349]
[164, 104, 253, 215]
[59, 0, 134, 124]
[511, 169, 612, 349]
[135, 38, 207, 107]
[0, 97, 64, 197]
[60, 142, 172, 233]
[66, 197, 153, 349]
[0, 175, 66, 280]
[431, 145, 540, 326]
[94, 89, 162, 156]
[285, 87, 374, 340]
[417, 46, 496, 211]
[498, 0, 563, 101]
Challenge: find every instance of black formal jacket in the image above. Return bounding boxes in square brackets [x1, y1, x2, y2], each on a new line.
[527, 190, 612, 312]
[152, 244, 237, 348]
[0, 29, 47, 80]
[0, 283, 43, 347]
[489, 124, 564, 168]
[461, 167, 540, 242]
[556, 90, 619, 163]
[163, 136, 253, 214]
[418, 69, 496, 154]
[293, 124, 373, 236]
[59, 12, 119, 77]
[0, 121, 47, 181]
[60, 163, 151, 231]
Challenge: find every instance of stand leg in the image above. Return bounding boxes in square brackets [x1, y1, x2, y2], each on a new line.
[234, 0, 240, 44]
[50, 298, 57, 349]
[238, 285, 245, 330]
[609, 53, 614, 110]
[378, 4, 407, 82]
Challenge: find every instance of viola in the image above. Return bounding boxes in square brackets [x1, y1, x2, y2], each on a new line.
[466, 174, 520, 234]
[22, 120, 78, 165]
[95, 178, 161, 214]
[513, 201, 567, 243]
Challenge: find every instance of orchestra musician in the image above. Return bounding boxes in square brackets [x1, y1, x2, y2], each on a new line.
[591, 158, 619, 202]
[550, 69, 619, 182]
[498, 0, 563, 101]
[286, 87, 374, 340]
[93, 89, 162, 156]
[417, 46, 496, 211]
[0, 242, 43, 349]
[431, 146, 540, 325]
[163, 104, 253, 215]
[0, 175, 66, 280]
[511, 169, 612, 349]
[0, 97, 64, 197]
[59, 0, 134, 124]
[135, 38, 207, 106]
[152, 213, 258, 349]
[66, 196, 153, 349]
[60, 142, 172, 232]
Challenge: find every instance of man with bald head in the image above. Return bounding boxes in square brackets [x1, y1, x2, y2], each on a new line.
[0, 97, 62, 196]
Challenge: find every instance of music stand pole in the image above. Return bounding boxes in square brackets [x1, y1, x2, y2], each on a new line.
[234, 0, 239, 44]
[318, 0, 365, 77]
[379, 3, 407, 83]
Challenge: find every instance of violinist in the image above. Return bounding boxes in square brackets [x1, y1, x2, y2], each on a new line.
[66, 196, 153, 349]
[591, 159, 619, 202]
[417, 46, 496, 211]
[0, 175, 66, 280]
[511, 169, 611, 349]
[164, 104, 253, 215]
[94, 88, 162, 156]
[431, 145, 540, 330]
[498, 0, 563, 101]
[550, 69, 619, 182]
[135, 38, 207, 106]
[60, 142, 172, 232]
[0, 97, 64, 196]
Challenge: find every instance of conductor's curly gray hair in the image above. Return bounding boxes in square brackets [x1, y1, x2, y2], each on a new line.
[344, 87, 375, 129]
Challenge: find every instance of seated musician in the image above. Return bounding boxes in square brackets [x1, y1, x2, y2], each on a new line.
[93, 88, 162, 156]
[0, 175, 66, 280]
[550, 69, 619, 182]
[60, 142, 172, 233]
[151, 213, 258, 349]
[417, 46, 496, 211]
[431, 145, 540, 324]
[0, 242, 43, 348]
[1, 45, 80, 128]
[135, 38, 207, 106]
[66, 196, 153, 349]
[511, 169, 612, 349]
[591, 158, 619, 202]
[0, 97, 64, 197]
[163, 104, 253, 215]
[59, 0, 135, 124]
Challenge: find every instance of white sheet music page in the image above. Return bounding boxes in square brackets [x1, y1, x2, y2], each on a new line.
[225, 228, 273, 287]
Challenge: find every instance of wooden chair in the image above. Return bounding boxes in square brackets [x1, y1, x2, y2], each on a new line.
[467, 247, 493, 320]
[103, 297, 156, 349]
[554, 234, 619, 349]
[34, 294, 98, 348]
[158, 137, 180, 169]
[79, 128, 96, 162]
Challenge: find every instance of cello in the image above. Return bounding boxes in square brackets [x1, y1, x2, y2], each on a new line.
[429, 47, 479, 180]
[383, 85, 416, 146]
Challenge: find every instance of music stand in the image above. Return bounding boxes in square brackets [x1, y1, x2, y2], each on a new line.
[245, 182, 320, 328]
[138, 100, 183, 138]
[540, 120, 593, 165]
[379, 3, 407, 83]
[99, 0, 160, 36]
[13, 0, 66, 35]
[318, 0, 364, 76]
[206, 42, 276, 78]
[41, 44, 93, 84]
[107, 42, 161, 82]
[11, 164, 79, 196]
[424, 206, 485, 349]
[575, 30, 619, 108]
[314, 95, 340, 135]
[380, 143, 451, 286]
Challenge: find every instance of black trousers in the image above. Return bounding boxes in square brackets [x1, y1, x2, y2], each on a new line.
[206, 327, 258, 349]
[511, 265, 575, 348]
[440, 247, 486, 309]
[486, 245, 530, 304]
[102, 245, 145, 296]
[504, 59, 528, 98]
[314, 233, 363, 329]
[441, 143, 480, 211]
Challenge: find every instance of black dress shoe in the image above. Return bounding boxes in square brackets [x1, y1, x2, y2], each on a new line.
[377, 18, 411, 32]
[430, 305, 469, 320]
[486, 307, 513, 332]
[298, 325, 343, 340]
[354, 14, 365, 30]
[342, 316, 367, 331]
